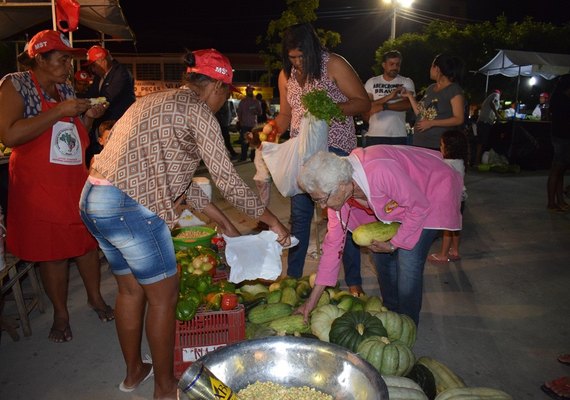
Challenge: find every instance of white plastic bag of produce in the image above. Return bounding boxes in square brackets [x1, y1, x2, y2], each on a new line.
[261, 113, 328, 197]
[224, 231, 284, 283]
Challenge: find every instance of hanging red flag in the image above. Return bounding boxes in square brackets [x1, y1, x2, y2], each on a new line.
[56, 0, 81, 32]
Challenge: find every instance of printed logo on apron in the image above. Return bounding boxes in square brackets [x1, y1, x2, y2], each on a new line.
[50, 120, 83, 165]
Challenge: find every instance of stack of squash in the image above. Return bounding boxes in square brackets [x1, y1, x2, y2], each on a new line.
[239, 274, 513, 400]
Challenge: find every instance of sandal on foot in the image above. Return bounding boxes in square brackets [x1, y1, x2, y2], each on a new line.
[559, 354, 570, 366]
[447, 253, 462, 261]
[348, 285, 365, 297]
[49, 325, 73, 343]
[428, 253, 449, 263]
[541, 383, 570, 400]
[119, 356, 153, 393]
[90, 304, 115, 322]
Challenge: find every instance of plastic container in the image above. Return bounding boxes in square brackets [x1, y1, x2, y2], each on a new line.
[172, 226, 216, 250]
[173, 304, 246, 379]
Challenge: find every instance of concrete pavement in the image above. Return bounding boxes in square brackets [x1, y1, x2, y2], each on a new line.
[1, 159, 569, 400]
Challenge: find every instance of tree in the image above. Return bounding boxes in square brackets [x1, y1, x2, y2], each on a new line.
[257, 0, 341, 86]
[372, 17, 570, 105]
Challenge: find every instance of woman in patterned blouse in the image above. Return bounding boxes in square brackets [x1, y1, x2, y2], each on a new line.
[263, 23, 370, 295]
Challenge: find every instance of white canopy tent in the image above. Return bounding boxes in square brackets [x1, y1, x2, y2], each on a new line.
[0, 0, 135, 43]
[478, 49, 570, 100]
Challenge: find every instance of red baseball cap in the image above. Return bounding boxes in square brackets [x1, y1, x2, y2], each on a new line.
[85, 45, 109, 65]
[74, 70, 92, 83]
[27, 30, 87, 57]
[187, 49, 238, 91]
[540, 92, 550, 99]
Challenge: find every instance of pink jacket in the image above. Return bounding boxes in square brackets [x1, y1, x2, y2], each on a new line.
[315, 145, 463, 287]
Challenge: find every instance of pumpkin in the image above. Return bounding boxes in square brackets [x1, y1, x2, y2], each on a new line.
[435, 387, 513, 400]
[329, 311, 388, 352]
[383, 375, 429, 400]
[364, 295, 388, 313]
[357, 336, 415, 376]
[372, 310, 417, 348]
[416, 357, 466, 395]
[310, 304, 345, 342]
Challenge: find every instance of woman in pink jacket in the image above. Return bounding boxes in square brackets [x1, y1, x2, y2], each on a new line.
[296, 147, 463, 325]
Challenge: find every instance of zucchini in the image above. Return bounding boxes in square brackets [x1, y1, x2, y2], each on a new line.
[247, 303, 293, 324]
[268, 314, 311, 334]
[435, 387, 513, 400]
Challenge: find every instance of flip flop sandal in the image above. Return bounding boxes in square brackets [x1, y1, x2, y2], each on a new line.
[428, 253, 449, 263]
[48, 325, 73, 343]
[541, 384, 570, 400]
[119, 355, 153, 392]
[559, 354, 570, 366]
[447, 254, 462, 261]
[91, 304, 115, 322]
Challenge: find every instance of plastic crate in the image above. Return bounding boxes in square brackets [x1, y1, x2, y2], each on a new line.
[173, 303, 246, 379]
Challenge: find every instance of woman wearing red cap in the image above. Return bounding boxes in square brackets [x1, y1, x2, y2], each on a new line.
[79, 48, 290, 399]
[0, 30, 113, 343]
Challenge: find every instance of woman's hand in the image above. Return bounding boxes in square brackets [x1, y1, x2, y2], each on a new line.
[414, 119, 433, 132]
[368, 240, 394, 253]
[294, 284, 325, 323]
[57, 98, 93, 117]
[85, 102, 108, 119]
[270, 220, 291, 247]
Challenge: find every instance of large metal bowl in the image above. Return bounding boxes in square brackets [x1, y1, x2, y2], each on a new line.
[180, 336, 388, 400]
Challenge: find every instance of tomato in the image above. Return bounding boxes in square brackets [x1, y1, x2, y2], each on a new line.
[220, 293, 239, 311]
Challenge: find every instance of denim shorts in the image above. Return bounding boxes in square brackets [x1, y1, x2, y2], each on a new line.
[79, 181, 177, 285]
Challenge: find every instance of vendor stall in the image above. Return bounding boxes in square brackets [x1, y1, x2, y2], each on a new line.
[478, 50, 570, 169]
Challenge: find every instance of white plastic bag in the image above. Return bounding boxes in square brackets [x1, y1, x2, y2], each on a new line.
[224, 231, 284, 283]
[261, 113, 328, 197]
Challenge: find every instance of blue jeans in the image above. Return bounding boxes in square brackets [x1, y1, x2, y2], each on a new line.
[372, 228, 438, 326]
[286, 147, 362, 287]
[79, 181, 177, 285]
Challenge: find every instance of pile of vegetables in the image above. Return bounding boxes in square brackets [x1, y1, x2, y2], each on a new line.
[175, 245, 239, 321]
[234, 273, 513, 400]
[301, 89, 346, 125]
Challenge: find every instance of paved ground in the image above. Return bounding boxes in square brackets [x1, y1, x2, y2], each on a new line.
[1, 159, 569, 400]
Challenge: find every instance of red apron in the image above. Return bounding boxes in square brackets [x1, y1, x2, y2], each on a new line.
[6, 73, 97, 261]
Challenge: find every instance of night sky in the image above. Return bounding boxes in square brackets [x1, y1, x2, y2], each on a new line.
[116, 0, 567, 80]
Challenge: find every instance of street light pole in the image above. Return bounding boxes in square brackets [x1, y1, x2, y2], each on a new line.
[383, 0, 413, 40]
[390, 6, 397, 40]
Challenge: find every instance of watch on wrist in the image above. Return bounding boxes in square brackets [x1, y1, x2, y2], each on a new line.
[383, 103, 389, 111]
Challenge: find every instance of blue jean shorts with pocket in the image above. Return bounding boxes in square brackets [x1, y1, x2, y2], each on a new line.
[79, 181, 177, 285]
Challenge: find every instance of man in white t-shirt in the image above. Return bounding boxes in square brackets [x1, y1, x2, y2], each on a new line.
[363, 50, 415, 145]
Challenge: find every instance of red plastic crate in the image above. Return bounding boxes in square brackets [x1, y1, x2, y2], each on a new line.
[173, 303, 245, 379]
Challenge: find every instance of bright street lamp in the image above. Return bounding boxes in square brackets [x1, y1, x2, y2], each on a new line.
[382, 0, 414, 40]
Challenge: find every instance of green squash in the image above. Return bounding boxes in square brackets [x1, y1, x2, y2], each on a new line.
[434, 387, 513, 400]
[329, 311, 388, 352]
[372, 310, 417, 348]
[383, 375, 429, 400]
[357, 336, 415, 376]
[310, 304, 345, 342]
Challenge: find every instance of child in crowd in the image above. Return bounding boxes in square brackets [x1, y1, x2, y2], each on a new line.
[89, 120, 115, 167]
[428, 129, 469, 263]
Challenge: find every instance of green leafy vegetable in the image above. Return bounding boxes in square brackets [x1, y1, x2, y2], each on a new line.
[301, 89, 346, 125]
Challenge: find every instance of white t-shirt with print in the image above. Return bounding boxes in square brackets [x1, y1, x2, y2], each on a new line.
[364, 74, 415, 138]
